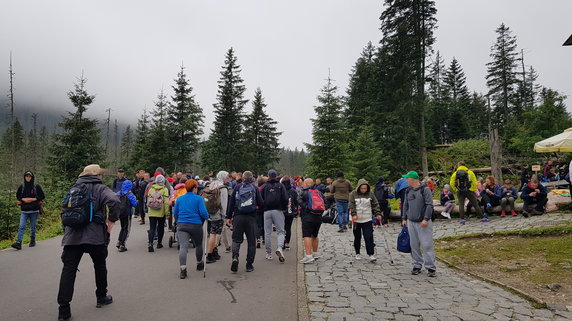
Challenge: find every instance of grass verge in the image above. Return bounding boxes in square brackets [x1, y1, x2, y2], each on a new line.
[0, 209, 63, 250]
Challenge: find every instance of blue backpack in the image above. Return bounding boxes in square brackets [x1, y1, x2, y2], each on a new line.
[236, 183, 257, 213]
[397, 226, 411, 253]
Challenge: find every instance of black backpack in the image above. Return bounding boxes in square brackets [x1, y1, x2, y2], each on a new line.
[263, 182, 283, 209]
[61, 183, 96, 228]
[455, 170, 471, 192]
[374, 184, 389, 203]
[119, 192, 132, 218]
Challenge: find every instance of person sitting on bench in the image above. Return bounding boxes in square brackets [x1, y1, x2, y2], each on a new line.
[520, 176, 548, 217]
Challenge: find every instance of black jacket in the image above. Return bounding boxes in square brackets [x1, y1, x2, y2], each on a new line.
[283, 181, 299, 216]
[16, 171, 45, 212]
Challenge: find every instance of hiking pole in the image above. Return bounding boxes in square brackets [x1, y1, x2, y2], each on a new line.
[203, 220, 208, 278]
[380, 224, 395, 265]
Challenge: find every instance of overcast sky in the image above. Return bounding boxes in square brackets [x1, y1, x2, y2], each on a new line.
[1, 0, 571, 149]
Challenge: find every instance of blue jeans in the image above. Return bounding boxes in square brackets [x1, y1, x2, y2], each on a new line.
[17, 211, 39, 243]
[336, 200, 349, 228]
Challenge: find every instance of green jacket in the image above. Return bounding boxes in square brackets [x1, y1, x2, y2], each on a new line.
[146, 184, 170, 218]
[349, 179, 381, 223]
[449, 165, 479, 193]
[330, 178, 352, 201]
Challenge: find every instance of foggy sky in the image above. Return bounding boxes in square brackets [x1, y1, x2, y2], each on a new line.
[1, 0, 571, 149]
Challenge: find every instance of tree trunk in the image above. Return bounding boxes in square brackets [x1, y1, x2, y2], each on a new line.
[490, 128, 503, 183]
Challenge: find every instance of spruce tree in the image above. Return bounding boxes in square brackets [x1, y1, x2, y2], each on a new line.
[427, 51, 448, 144]
[129, 109, 152, 172]
[48, 75, 103, 180]
[350, 125, 388, 183]
[243, 88, 281, 174]
[202, 48, 248, 172]
[146, 90, 171, 170]
[345, 42, 377, 134]
[443, 57, 471, 141]
[305, 76, 347, 179]
[486, 23, 520, 128]
[167, 65, 204, 171]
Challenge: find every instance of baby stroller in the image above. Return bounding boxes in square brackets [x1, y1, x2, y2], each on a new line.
[168, 223, 195, 250]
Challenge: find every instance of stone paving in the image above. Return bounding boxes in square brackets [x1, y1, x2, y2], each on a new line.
[303, 213, 572, 321]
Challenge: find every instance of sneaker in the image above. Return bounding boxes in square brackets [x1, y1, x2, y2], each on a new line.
[139, 220, 145, 225]
[156, 243, 163, 249]
[427, 269, 436, 277]
[313, 252, 322, 259]
[206, 253, 216, 264]
[486, 203, 492, 210]
[148, 244, 154, 252]
[459, 219, 466, 225]
[355, 254, 363, 260]
[411, 267, 422, 275]
[197, 262, 204, 271]
[29, 240, 36, 247]
[265, 253, 273, 260]
[118, 245, 127, 252]
[480, 218, 491, 223]
[225, 247, 231, 253]
[246, 263, 254, 272]
[338, 227, 345, 233]
[500, 211, 506, 217]
[256, 239, 261, 248]
[299, 256, 315, 264]
[441, 212, 451, 219]
[180, 268, 187, 279]
[96, 295, 113, 308]
[284, 244, 290, 251]
[231, 258, 239, 272]
[276, 248, 285, 263]
[116, 241, 121, 249]
[344, 225, 348, 230]
[511, 210, 518, 216]
[369, 255, 377, 262]
[11, 242, 21, 250]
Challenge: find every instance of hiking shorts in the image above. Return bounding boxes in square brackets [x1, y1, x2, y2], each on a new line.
[301, 213, 322, 238]
[208, 219, 224, 235]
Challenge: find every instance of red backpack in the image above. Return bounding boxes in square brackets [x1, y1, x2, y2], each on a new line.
[306, 189, 325, 214]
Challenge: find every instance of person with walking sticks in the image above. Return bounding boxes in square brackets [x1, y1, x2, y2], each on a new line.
[349, 179, 382, 262]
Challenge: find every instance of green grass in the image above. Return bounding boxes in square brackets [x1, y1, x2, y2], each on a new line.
[0, 209, 63, 250]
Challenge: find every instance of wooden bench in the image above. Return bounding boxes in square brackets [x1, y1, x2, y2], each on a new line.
[541, 180, 569, 190]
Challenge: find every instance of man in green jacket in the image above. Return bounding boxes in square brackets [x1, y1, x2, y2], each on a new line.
[449, 162, 482, 224]
[330, 171, 352, 233]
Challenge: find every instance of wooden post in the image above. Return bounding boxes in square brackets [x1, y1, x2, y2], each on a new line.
[490, 128, 503, 183]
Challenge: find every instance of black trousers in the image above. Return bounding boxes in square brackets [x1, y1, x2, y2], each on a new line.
[148, 216, 166, 244]
[231, 214, 257, 264]
[137, 198, 146, 221]
[353, 221, 375, 256]
[379, 201, 391, 225]
[118, 214, 132, 245]
[57, 244, 109, 307]
[524, 195, 548, 212]
[284, 214, 294, 244]
[256, 210, 264, 240]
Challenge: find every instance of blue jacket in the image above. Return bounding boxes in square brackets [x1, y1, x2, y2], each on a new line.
[499, 185, 517, 199]
[173, 192, 209, 224]
[118, 180, 137, 214]
[395, 178, 409, 197]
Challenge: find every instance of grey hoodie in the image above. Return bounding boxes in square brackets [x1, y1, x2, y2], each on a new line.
[402, 183, 433, 222]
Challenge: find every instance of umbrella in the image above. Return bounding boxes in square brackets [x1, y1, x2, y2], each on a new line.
[534, 128, 572, 153]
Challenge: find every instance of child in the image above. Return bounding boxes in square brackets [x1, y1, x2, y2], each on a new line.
[499, 179, 517, 217]
[439, 184, 455, 219]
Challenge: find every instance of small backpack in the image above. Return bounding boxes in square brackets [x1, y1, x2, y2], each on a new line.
[203, 186, 224, 215]
[236, 184, 257, 213]
[306, 189, 325, 214]
[119, 192, 132, 217]
[61, 183, 94, 228]
[397, 226, 411, 253]
[147, 187, 165, 210]
[263, 182, 283, 209]
[455, 170, 471, 192]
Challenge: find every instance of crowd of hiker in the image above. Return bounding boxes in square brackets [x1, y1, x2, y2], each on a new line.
[9, 159, 568, 321]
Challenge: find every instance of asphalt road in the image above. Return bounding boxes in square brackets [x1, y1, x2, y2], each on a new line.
[0, 217, 300, 321]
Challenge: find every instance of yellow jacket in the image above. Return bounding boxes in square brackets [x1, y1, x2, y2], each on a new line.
[146, 184, 170, 217]
[449, 166, 478, 193]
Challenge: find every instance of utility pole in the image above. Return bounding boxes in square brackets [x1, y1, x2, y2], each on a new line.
[8, 51, 16, 187]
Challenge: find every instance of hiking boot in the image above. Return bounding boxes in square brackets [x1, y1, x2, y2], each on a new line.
[148, 244, 154, 252]
[96, 295, 113, 308]
[180, 268, 187, 279]
[156, 243, 163, 249]
[411, 267, 422, 275]
[118, 245, 127, 252]
[313, 252, 322, 259]
[11, 242, 21, 250]
[256, 239, 261, 248]
[58, 305, 71, 321]
[206, 253, 216, 264]
[522, 211, 530, 218]
[116, 241, 121, 249]
[276, 248, 285, 263]
[29, 240, 36, 247]
[500, 210, 506, 217]
[299, 256, 315, 264]
[338, 227, 345, 233]
[511, 210, 518, 216]
[344, 225, 348, 230]
[231, 258, 239, 272]
[369, 255, 377, 263]
[246, 263, 254, 272]
[427, 269, 436, 277]
[265, 253, 273, 260]
[197, 262, 204, 271]
[212, 248, 221, 260]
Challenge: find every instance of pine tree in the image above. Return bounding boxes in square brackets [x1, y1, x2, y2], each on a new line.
[305, 76, 347, 179]
[486, 23, 520, 129]
[443, 57, 471, 141]
[202, 48, 248, 172]
[243, 88, 281, 174]
[120, 125, 133, 170]
[350, 126, 388, 183]
[167, 65, 204, 171]
[48, 75, 103, 180]
[146, 90, 171, 171]
[129, 108, 152, 171]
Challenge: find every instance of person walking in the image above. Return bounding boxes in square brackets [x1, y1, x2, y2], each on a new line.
[204, 171, 230, 264]
[281, 176, 299, 251]
[449, 162, 482, 225]
[401, 171, 436, 277]
[112, 169, 127, 193]
[138, 172, 151, 225]
[349, 179, 382, 262]
[57, 164, 119, 321]
[116, 180, 137, 252]
[298, 178, 325, 264]
[13, 171, 45, 250]
[330, 171, 352, 233]
[146, 174, 170, 252]
[173, 179, 209, 279]
[261, 169, 289, 262]
[226, 171, 262, 273]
